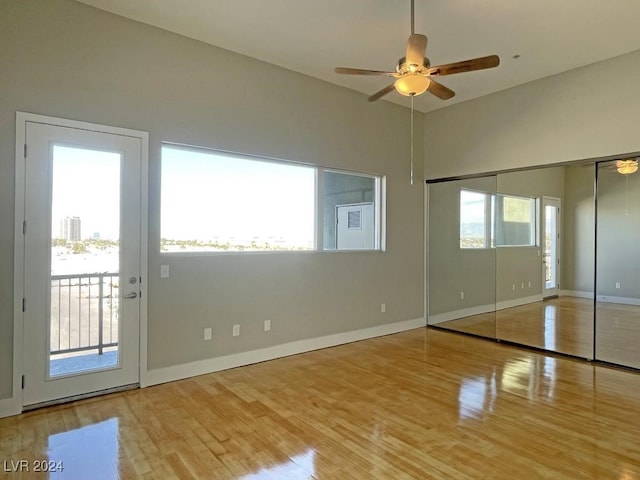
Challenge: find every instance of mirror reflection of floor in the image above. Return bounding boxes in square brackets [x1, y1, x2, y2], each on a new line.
[496, 297, 594, 358]
[435, 297, 595, 358]
[596, 301, 640, 369]
[434, 311, 497, 338]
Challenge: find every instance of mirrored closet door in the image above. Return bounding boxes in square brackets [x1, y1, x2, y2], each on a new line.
[595, 159, 640, 368]
[428, 163, 596, 360]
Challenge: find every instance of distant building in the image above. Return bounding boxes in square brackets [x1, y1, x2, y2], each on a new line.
[60, 216, 81, 241]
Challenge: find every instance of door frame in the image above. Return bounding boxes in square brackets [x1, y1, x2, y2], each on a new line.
[12, 112, 148, 414]
[542, 196, 561, 298]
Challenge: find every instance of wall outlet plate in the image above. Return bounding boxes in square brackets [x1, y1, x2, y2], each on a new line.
[264, 320, 271, 331]
[232, 324, 240, 336]
[204, 328, 212, 341]
[160, 265, 170, 278]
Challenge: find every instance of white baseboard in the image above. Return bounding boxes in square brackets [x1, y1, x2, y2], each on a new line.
[561, 290, 594, 299]
[0, 396, 21, 419]
[496, 295, 542, 311]
[141, 317, 426, 388]
[427, 305, 494, 325]
[595, 295, 640, 306]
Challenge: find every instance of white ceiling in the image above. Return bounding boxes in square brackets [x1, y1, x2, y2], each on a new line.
[76, 0, 640, 112]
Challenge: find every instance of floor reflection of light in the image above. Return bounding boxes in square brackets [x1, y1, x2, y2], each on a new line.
[619, 466, 638, 480]
[47, 418, 119, 480]
[502, 358, 533, 396]
[240, 449, 316, 479]
[501, 357, 557, 400]
[458, 373, 496, 420]
[542, 357, 557, 399]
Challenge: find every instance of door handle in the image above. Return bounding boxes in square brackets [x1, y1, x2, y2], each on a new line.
[124, 292, 138, 299]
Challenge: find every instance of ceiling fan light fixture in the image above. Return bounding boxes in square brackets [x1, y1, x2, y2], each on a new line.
[395, 74, 430, 96]
[616, 159, 639, 175]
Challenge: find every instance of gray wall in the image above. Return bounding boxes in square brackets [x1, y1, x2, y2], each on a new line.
[0, 0, 424, 399]
[563, 165, 595, 293]
[596, 166, 640, 298]
[425, 49, 640, 179]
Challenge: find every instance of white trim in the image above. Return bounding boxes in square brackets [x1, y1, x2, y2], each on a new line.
[12, 112, 149, 417]
[138, 133, 149, 389]
[141, 317, 425, 388]
[12, 112, 27, 418]
[595, 295, 640, 306]
[560, 290, 594, 299]
[496, 294, 542, 311]
[427, 305, 495, 325]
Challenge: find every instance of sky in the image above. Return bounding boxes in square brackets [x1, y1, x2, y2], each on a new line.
[161, 146, 316, 246]
[52, 145, 121, 241]
[50, 144, 317, 249]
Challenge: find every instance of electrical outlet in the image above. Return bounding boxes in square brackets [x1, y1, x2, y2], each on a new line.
[460, 291, 464, 300]
[616, 282, 621, 289]
[160, 265, 170, 278]
[203, 328, 212, 341]
[264, 320, 271, 332]
[512, 284, 516, 291]
[528, 281, 532, 288]
[380, 303, 386, 313]
[521, 282, 525, 289]
[232, 324, 240, 337]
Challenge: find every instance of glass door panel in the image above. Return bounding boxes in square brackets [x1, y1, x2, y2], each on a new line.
[50, 146, 121, 377]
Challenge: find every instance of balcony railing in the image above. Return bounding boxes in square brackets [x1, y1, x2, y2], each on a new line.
[50, 273, 119, 358]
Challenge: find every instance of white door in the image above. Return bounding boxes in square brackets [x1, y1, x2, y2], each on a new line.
[19, 114, 146, 408]
[336, 203, 375, 250]
[542, 197, 561, 298]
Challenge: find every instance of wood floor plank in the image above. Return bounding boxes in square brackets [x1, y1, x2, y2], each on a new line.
[2, 328, 640, 479]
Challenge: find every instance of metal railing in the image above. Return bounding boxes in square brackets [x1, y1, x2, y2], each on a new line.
[544, 251, 552, 282]
[50, 273, 119, 357]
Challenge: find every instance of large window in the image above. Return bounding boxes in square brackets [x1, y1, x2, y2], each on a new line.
[460, 189, 537, 249]
[161, 145, 384, 253]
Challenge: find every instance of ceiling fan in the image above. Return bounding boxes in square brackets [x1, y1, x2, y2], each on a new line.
[334, 0, 500, 102]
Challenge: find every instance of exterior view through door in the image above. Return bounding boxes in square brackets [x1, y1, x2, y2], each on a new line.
[543, 197, 561, 298]
[16, 113, 147, 409]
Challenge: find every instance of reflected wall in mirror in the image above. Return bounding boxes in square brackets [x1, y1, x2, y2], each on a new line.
[595, 159, 640, 368]
[494, 166, 594, 359]
[427, 177, 496, 338]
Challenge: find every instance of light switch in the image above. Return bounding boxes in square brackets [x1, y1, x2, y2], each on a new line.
[160, 265, 170, 278]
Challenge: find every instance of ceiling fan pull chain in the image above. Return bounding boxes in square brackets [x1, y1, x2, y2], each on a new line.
[410, 93, 415, 185]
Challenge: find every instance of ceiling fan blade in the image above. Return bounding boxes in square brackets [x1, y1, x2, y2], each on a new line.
[427, 79, 455, 100]
[406, 34, 427, 66]
[335, 67, 397, 77]
[368, 84, 396, 102]
[427, 55, 500, 76]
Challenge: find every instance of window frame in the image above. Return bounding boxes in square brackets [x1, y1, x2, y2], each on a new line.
[160, 143, 386, 255]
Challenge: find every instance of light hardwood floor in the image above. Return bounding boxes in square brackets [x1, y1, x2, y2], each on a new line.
[437, 297, 640, 366]
[2, 328, 640, 479]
